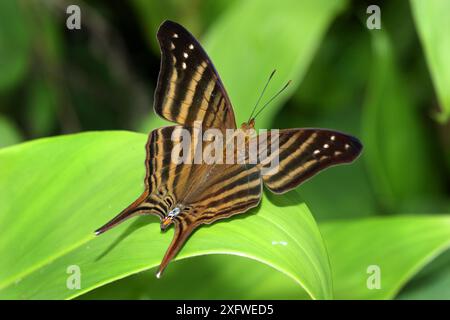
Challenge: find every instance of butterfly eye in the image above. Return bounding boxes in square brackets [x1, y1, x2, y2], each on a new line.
[168, 207, 181, 218]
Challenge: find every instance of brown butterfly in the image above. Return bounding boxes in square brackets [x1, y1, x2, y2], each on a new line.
[95, 20, 362, 277]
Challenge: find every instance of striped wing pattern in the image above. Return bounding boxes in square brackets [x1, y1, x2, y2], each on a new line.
[96, 125, 263, 275]
[150, 126, 262, 274]
[146, 126, 262, 208]
[159, 162, 262, 276]
[95, 20, 363, 277]
[258, 129, 362, 194]
[154, 20, 236, 130]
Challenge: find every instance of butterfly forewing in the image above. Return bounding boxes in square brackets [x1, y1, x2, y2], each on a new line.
[258, 129, 362, 194]
[154, 21, 236, 130]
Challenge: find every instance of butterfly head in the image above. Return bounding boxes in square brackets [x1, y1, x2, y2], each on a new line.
[241, 118, 255, 131]
[161, 206, 181, 230]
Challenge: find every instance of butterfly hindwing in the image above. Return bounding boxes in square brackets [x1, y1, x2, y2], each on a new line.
[146, 126, 263, 276]
[258, 129, 362, 194]
[183, 163, 262, 223]
[155, 21, 236, 130]
[147, 126, 262, 224]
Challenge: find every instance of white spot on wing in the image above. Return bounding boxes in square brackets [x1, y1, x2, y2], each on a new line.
[330, 135, 336, 141]
[170, 42, 175, 50]
[313, 149, 320, 155]
[323, 144, 329, 149]
[173, 33, 179, 38]
[345, 144, 350, 150]
[189, 44, 194, 50]
[182, 62, 187, 70]
[183, 52, 188, 58]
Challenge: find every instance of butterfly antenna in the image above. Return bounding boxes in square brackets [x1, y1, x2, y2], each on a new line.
[248, 69, 277, 123]
[252, 80, 292, 120]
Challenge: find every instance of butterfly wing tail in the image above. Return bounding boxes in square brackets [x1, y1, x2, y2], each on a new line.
[94, 191, 155, 235]
[156, 218, 197, 278]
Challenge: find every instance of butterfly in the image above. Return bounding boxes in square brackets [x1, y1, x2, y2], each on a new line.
[95, 20, 362, 277]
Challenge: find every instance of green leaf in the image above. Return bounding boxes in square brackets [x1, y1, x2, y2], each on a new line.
[147, 0, 348, 130]
[0, 1, 30, 91]
[205, 0, 347, 128]
[80, 215, 450, 300]
[322, 215, 450, 299]
[397, 250, 450, 300]
[362, 31, 444, 211]
[410, 0, 450, 122]
[79, 255, 309, 300]
[0, 132, 332, 299]
[292, 19, 371, 113]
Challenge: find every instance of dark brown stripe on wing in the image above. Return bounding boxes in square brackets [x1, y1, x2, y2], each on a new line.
[262, 129, 362, 194]
[190, 166, 261, 223]
[184, 66, 214, 125]
[154, 20, 236, 129]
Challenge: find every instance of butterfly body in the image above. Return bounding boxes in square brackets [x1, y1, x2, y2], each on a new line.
[95, 20, 362, 277]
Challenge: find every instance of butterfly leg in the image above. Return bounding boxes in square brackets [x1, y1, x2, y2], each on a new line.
[156, 218, 198, 278]
[94, 191, 160, 235]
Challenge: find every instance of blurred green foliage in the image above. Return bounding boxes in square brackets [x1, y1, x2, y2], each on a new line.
[0, 1, 31, 91]
[410, 0, 450, 123]
[0, 0, 449, 299]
